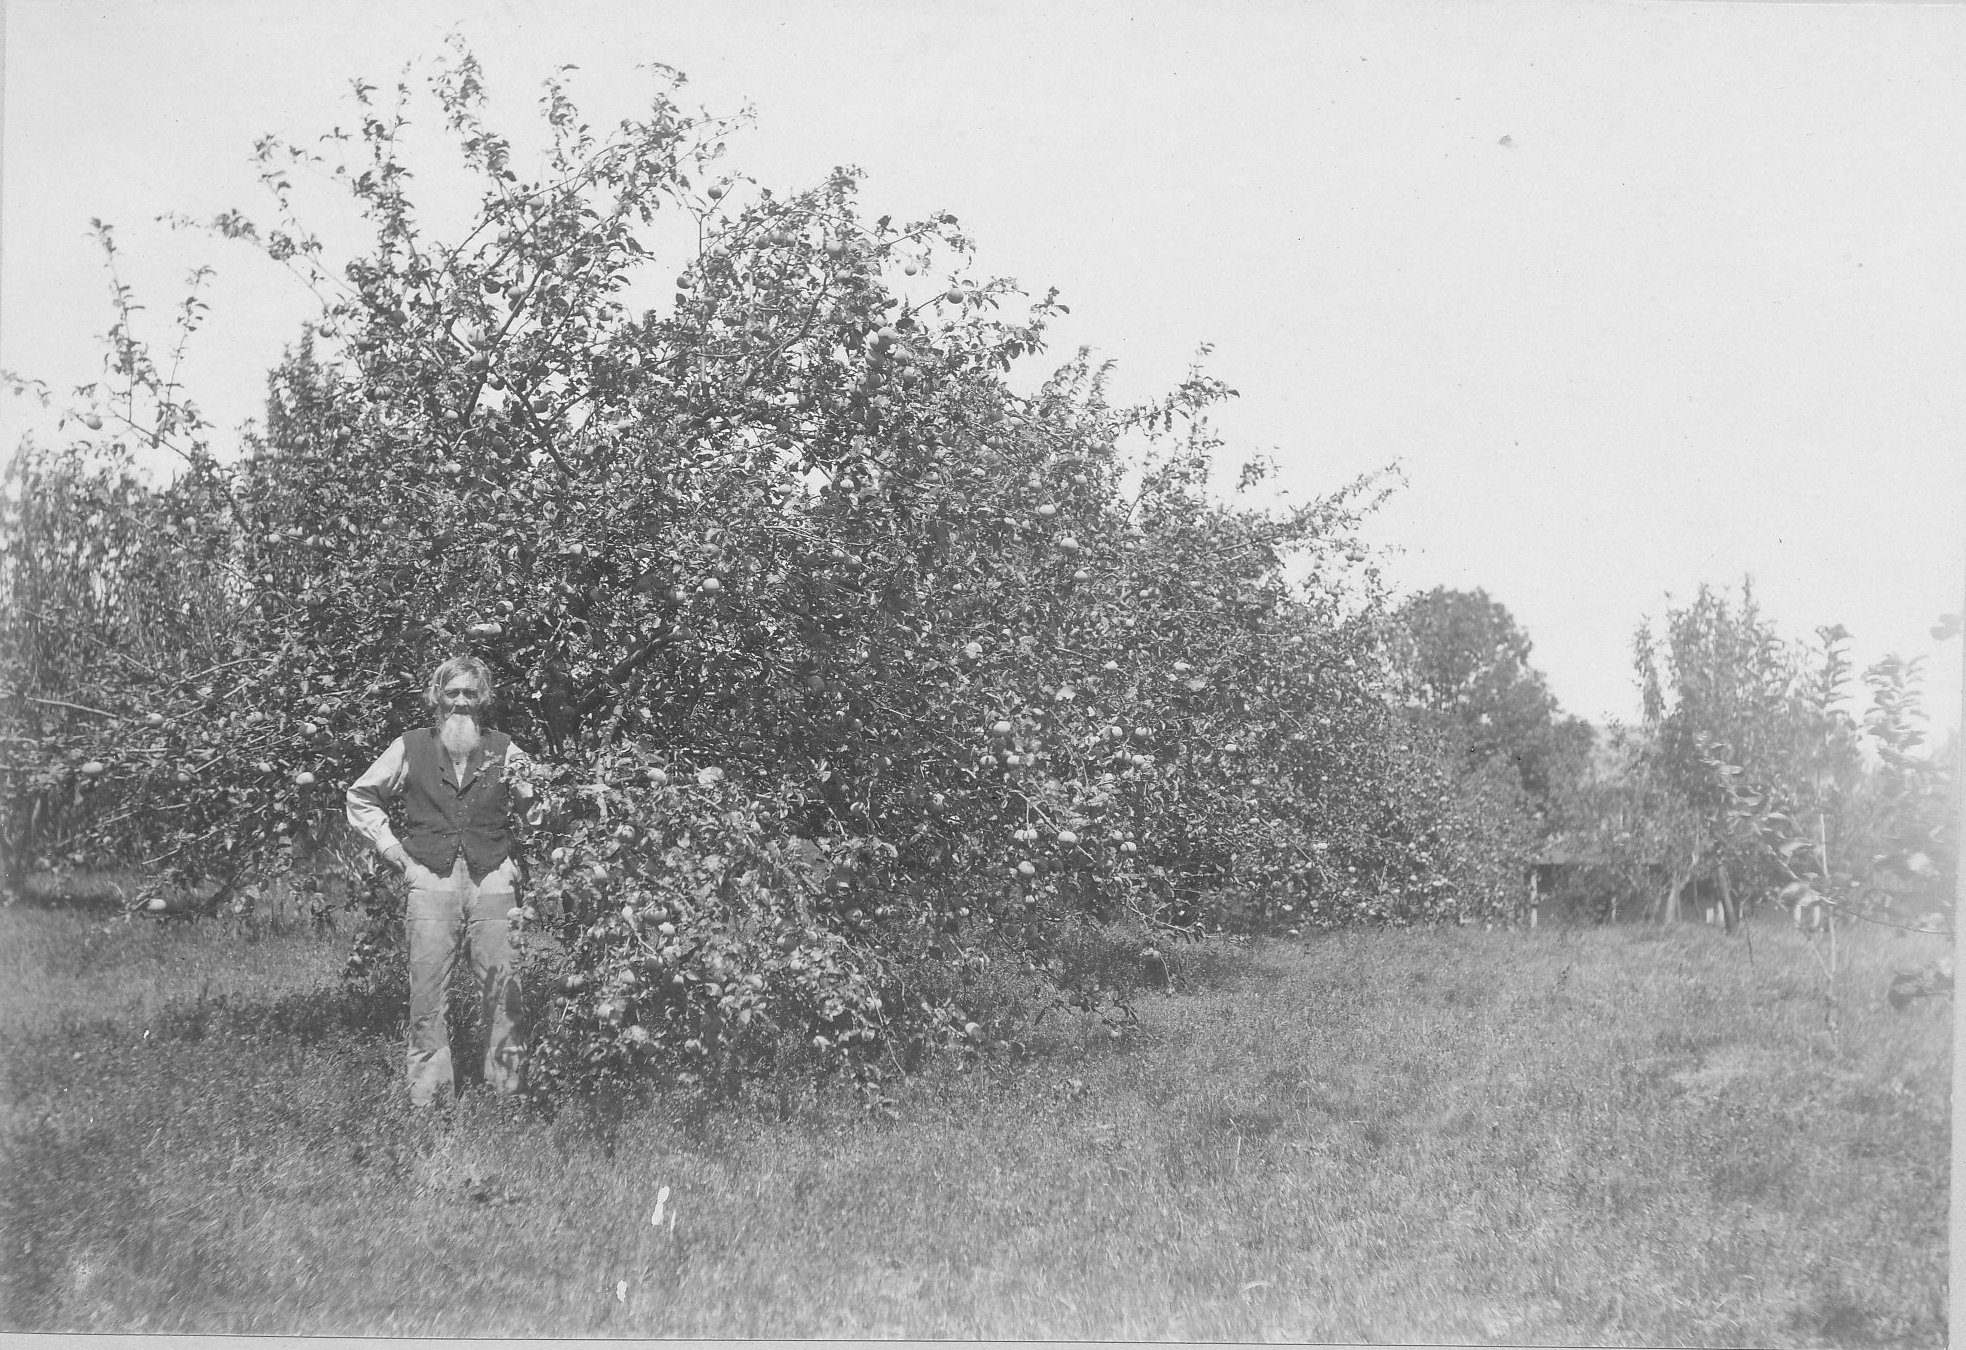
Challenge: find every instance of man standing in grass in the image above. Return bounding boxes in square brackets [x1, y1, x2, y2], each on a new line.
[347, 656, 538, 1107]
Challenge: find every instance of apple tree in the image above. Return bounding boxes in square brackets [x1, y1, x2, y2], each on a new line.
[3, 44, 1531, 1092]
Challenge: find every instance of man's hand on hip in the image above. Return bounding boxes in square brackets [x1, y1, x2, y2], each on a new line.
[385, 845, 433, 886]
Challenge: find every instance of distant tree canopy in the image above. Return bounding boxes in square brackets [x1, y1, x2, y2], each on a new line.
[1385, 586, 1592, 806]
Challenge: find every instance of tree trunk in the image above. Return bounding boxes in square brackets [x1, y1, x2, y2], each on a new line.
[1661, 842, 1704, 925]
[1718, 861, 1739, 934]
[1662, 871, 1683, 925]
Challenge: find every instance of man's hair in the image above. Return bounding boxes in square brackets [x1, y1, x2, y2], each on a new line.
[425, 655, 496, 711]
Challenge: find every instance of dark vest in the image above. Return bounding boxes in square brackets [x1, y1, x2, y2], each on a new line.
[399, 726, 515, 881]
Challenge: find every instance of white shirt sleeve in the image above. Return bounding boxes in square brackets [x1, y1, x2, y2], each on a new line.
[346, 736, 410, 856]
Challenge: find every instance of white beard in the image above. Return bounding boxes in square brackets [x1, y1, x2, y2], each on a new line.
[438, 712, 482, 758]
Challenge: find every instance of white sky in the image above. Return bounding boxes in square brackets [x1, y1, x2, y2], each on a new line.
[4, 1, 1962, 733]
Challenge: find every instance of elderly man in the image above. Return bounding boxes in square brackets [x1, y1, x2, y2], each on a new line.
[347, 655, 538, 1107]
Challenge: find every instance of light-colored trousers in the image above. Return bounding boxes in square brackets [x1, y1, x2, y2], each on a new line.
[406, 855, 523, 1105]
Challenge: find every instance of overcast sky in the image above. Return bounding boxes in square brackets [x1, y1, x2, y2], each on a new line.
[4, 1, 1962, 732]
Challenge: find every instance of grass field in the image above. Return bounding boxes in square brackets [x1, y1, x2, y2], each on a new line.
[0, 891, 1948, 1345]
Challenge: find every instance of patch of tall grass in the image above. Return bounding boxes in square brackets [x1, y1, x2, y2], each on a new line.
[0, 894, 1947, 1343]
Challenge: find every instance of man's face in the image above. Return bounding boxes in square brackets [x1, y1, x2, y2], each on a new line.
[440, 677, 488, 719]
